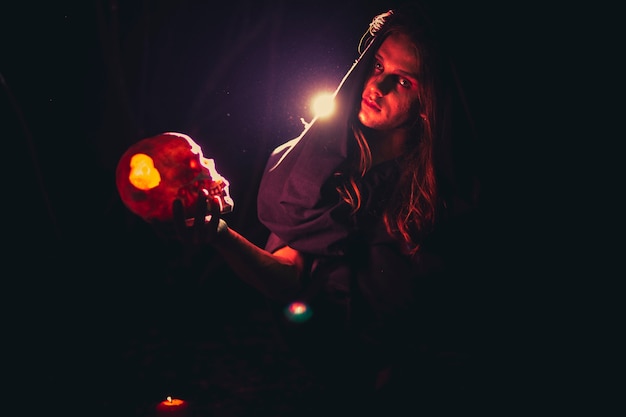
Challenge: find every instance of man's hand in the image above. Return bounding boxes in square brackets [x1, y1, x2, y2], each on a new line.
[172, 190, 226, 245]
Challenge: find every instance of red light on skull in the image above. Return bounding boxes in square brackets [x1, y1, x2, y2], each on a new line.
[116, 132, 233, 223]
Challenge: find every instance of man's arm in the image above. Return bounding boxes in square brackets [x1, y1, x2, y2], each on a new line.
[173, 194, 304, 302]
[212, 221, 305, 302]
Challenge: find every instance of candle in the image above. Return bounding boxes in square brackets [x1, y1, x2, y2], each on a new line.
[156, 396, 189, 417]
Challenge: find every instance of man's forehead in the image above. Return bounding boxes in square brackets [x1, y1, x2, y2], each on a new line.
[377, 33, 420, 77]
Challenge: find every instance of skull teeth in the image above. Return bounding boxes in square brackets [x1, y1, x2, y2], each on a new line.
[207, 185, 223, 196]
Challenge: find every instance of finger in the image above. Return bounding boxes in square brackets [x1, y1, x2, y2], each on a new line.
[206, 196, 221, 233]
[193, 190, 208, 227]
[172, 198, 187, 240]
[193, 190, 209, 242]
[208, 196, 221, 221]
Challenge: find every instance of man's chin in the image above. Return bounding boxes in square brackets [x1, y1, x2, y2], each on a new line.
[358, 111, 377, 129]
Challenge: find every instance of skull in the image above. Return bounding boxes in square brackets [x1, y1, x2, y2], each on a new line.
[115, 132, 234, 223]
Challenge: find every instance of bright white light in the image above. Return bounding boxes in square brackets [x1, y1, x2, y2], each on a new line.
[311, 92, 335, 118]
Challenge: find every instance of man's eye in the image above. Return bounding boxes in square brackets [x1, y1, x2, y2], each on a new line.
[374, 62, 383, 72]
[398, 78, 411, 88]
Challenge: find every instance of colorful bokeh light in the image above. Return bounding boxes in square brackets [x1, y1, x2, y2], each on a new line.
[284, 301, 313, 323]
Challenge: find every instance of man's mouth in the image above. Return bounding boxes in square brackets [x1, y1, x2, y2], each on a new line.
[362, 98, 381, 112]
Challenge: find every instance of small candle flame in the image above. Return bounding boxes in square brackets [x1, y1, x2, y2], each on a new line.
[166, 396, 172, 403]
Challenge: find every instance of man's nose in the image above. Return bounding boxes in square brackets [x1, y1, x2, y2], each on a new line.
[370, 74, 393, 95]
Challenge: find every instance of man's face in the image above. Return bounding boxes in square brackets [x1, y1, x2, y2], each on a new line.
[358, 32, 421, 131]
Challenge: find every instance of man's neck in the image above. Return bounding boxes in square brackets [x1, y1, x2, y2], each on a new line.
[367, 129, 409, 165]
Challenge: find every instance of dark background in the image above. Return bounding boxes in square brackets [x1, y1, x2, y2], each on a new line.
[2, 1, 610, 416]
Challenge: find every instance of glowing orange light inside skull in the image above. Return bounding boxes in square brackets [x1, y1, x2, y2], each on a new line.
[128, 153, 161, 190]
